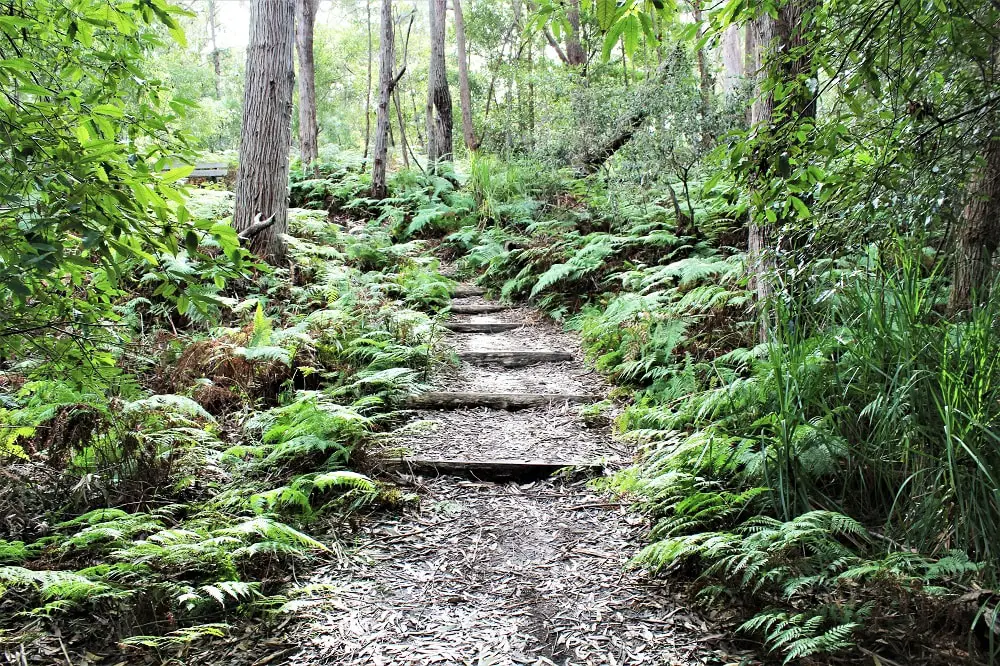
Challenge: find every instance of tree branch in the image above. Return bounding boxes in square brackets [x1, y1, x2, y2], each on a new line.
[238, 214, 277, 241]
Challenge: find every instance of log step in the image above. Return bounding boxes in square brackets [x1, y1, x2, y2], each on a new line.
[449, 303, 508, 315]
[403, 392, 598, 410]
[453, 285, 485, 297]
[458, 350, 574, 367]
[382, 457, 608, 481]
[444, 321, 523, 333]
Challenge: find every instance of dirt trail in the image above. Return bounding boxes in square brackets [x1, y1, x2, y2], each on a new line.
[286, 286, 733, 666]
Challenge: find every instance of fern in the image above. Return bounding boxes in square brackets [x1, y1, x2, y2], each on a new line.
[123, 394, 217, 424]
[530, 236, 616, 297]
[739, 611, 859, 663]
[120, 623, 230, 649]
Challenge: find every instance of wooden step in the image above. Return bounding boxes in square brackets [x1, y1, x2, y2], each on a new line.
[444, 321, 523, 333]
[449, 303, 508, 315]
[458, 350, 574, 367]
[382, 457, 607, 481]
[402, 392, 598, 410]
[453, 285, 485, 297]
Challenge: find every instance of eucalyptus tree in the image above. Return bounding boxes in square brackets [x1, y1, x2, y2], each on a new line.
[743, 0, 816, 338]
[296, 0, 321, 170]
[426, 0, 453, 164]
[372, 0, 397, 198]
[454, 0, 479, 151]
[234, 0, 296, 262]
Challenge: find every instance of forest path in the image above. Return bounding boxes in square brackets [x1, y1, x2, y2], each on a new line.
[284, 284, 731, 666]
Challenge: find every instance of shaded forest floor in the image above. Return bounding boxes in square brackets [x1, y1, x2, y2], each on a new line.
[270, 282, 746, 665]
[274, 283, 745, 665]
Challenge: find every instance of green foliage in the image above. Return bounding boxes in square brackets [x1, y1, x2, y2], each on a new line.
[0, 0, 251, 382]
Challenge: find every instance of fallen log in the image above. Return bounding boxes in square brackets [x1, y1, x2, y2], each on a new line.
[458, 350, 574, 367]
[453, 285, 485, 297]
[444, 321, 523, 333]
[382, 456, 607, 481]
[572, 55, 680, 174]
[449, 303, 508, 314]
[402, 392, 598, 410]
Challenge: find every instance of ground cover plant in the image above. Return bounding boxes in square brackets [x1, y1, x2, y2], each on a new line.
[0, 155, 458, 657]
[5, 0, 1000, 663]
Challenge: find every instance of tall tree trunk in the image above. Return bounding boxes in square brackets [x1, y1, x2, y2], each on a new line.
[207, 0, 222, 98]
[453, 0, 478, 151]
[950, 133, 1000, 313]
[295, 0, 320, 170]
[363, 0, 374, 159]
[372, 0, 395, 198]
[394, 88, 410, 167]
[746, 0, 815, 340]
[950, 37, 1000, 314]
[394, 9, 417, 169]
[234, 0, 296, 263]
[692, 0, 713, 148]
[565, 0, 585, 67]
[425, 0, 453, 164]
[721, 25, 744, 97]
[410, 87, 424, 145]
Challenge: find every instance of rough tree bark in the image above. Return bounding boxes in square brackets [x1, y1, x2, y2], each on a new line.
[565, 0, 585, 67]
[746, 0, 815, 339]
[425, 0, 453, 164]
[949, 35, 1000, 314]
[372, 0, 396, 198]
[950, 133, 1000, 313]
[234, 0, 296, 263]
[453, 0, 478, 151]
[295, 0, 320, 170]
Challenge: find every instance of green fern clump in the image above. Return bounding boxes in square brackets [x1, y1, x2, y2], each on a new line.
[739, 610, 861, 664]
[246, 470, 378, 520]
[227, 392, 370, 472]
[530, 235, 619, 298]
[392, 259, 456, 310]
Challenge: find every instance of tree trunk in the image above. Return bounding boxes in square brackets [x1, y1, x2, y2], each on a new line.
[692, 0, 713, 148]
[453, 0, 478, 151]
[746, 0, 815, 340]
[363, 0, 374, 159]
[207, 0, 222, 98]
[393, 88, 410, 167]
[950, 134, 1000, 313]
[565, 0, 585, 67]
[234, 0, 296, 264]
[425, 0, 453, 164]
[295, 0, 320, 170]
[372, 0, 396, 199]
[395, 10, 417, 169]
[721, 25, 744, 97]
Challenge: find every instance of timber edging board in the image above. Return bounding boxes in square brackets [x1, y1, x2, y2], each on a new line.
[453, 285, 486, 297]
[444, 321, 524, 333]
[402, 391, 598, 410]
[457, 350, 574, 367]
[382, 457, 608, 481]
[449, 303, 507, 314]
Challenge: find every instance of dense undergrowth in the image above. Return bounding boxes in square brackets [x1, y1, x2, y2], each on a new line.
[0, 158, 461, 657]
[441, 155, 1000, 664]
[6, 144, 998, 663]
